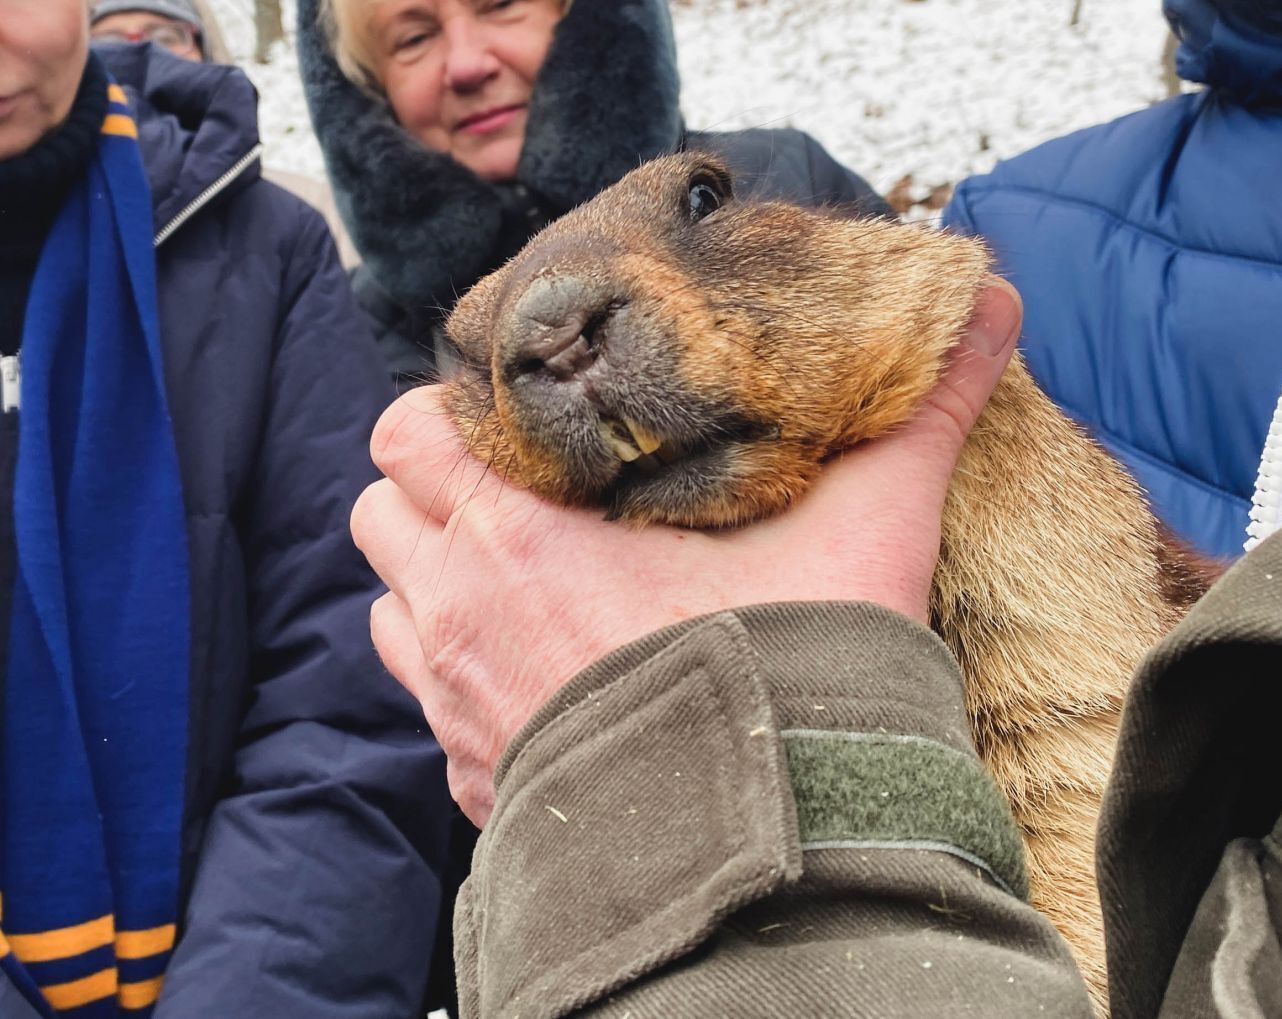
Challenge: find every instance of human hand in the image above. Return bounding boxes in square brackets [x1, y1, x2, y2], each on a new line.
[352, 279, 1022, 826]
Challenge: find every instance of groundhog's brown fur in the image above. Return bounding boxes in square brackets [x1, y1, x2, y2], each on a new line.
[442, 153, 1210, 1013]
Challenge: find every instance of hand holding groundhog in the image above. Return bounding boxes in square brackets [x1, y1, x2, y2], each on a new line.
[352, 280, 1021, 828]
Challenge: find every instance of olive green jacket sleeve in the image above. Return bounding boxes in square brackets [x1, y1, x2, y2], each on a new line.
[1099, 532, 1282, 1019]
[454, 603, 1091, 1018]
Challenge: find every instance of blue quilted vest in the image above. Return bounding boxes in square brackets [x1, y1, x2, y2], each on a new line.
[945, 0, 1282, 559]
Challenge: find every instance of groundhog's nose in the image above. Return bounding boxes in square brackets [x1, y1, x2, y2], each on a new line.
[503, 274, 617, 383]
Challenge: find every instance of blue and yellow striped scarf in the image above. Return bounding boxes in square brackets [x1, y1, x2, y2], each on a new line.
[0, 83, 190, 1017]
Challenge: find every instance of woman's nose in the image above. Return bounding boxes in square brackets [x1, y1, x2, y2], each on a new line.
[442, 18, 500, 93]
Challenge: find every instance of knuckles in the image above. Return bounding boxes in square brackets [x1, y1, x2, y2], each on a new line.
[348, 479, 388, 562]
[367, 591, 418, 690]
[368, 386, 460, 489]
[368, 393, 421, 476]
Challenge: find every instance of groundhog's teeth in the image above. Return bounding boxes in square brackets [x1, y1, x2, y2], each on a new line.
[598, 419, 642, 462]
[623, 418, 663, 456]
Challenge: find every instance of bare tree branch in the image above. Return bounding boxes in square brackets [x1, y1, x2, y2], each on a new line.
[190, 0, 233, 64]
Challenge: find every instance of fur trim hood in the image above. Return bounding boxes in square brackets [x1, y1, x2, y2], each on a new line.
[297, 0, 683, 311]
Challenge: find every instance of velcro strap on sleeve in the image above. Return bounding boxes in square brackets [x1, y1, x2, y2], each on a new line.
[456, 607, 1029, 1019]
[784, 729, 1028, 898]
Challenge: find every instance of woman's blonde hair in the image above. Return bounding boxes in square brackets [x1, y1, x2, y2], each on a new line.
[318, 0, 384, 93]
[319, 0, 574, 94]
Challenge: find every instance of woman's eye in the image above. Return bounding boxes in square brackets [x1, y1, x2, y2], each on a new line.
[688, 181, 723, 222]
[393, 27, 437, 53]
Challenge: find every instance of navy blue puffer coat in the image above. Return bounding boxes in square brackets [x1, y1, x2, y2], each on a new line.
[80, 45, 458, 1017]
[944, 0, 1282, 559]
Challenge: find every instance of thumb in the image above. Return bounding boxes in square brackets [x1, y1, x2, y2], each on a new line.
[773, 277, 1023, 528]
[912, 277, 1023, 452]
[799, 276, 1023, 518]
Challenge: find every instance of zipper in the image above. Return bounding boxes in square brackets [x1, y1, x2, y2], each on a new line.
[1245, 390, 1282, 553]
[1, 354, 18, 413]
[0, 149, 263, 417]
[153, 142, 264, 248]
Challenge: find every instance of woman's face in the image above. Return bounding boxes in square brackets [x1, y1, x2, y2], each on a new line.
[368, 0, 563, 182]
[0, 0, 90, 160]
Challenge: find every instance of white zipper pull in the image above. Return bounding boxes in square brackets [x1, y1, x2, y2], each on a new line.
[1, 354, 19, 413]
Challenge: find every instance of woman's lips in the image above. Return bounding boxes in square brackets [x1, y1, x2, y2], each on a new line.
[456, 105, 523, 136]
[0, 93, 24, 118]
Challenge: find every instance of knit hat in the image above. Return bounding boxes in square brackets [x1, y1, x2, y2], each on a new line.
[90, 0, 204, 30]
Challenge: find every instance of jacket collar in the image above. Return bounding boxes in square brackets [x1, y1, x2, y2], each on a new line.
[94, 41, 263, 236]
[297, 0, 683, 312]
[1165, 0, 1282, 104]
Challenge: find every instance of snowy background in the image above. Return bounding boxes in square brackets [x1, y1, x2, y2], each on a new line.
[206, 0, 1177, 216]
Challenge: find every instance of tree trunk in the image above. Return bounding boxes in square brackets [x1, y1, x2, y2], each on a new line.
[190, 0, 233, 64]
[1161, 30, 1181, 98]
[255, 0, 286, 64]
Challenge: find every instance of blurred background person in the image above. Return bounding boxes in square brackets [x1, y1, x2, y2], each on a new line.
[89, 0, 206, 59]
[91, 0, 360, 265]
[298, 0, 894, 388]
[0, 2, 455, 1015]
[944, 0, 1282, 560]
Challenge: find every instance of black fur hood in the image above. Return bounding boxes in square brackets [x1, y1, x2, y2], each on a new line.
[297, 0, 684, 312]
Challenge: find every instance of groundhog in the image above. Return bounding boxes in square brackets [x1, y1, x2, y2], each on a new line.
[441, 152, 1213, 1014]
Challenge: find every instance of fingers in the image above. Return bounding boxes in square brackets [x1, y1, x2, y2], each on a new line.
[448, 757, 496, 829]
[369, 384, 502, 524]
[352, 477, 441, 599]
[370, 591, 497, 828]
[368, 590, 430, 700]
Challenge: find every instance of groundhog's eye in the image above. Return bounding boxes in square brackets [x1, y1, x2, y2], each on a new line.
[687, 176, 724, 223]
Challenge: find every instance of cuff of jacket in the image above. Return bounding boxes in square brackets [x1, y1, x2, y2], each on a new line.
[456, 602, 1026, 1019]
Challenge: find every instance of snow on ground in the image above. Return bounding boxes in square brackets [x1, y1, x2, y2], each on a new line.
[670, 0, 1173, 209]
[208, 0, 1174, 211]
